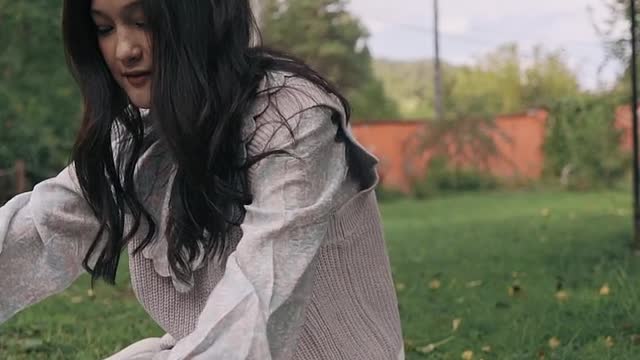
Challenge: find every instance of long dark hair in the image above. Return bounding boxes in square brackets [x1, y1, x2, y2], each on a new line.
[62, 0, 350, 286]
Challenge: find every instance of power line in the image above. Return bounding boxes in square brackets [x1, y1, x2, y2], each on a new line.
[359, 15, 612, 53]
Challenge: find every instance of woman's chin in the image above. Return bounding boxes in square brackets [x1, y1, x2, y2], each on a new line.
[129, 97, 151, 109]
[122, 86, 150, 109]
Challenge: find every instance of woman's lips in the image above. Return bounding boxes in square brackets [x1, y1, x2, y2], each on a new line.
[125, 73, 150, 88]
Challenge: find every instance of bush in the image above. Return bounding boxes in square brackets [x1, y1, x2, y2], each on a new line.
[375, 186, 409, 203]
[544, 96, 628, 190]
[414, 156, 498, 198]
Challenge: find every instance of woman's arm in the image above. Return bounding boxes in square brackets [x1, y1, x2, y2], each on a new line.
[151, 105, 353, 360]
[0, 165, 100, 324]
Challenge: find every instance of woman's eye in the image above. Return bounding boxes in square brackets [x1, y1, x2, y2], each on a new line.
[96, 25, 113, 36]
[135, 21, 146, 29]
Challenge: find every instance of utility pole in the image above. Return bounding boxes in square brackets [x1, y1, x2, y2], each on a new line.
[630, 0, 640, 250]
[433, 0, 444, 121]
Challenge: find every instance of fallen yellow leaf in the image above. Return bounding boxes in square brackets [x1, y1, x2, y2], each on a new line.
[416, 336, 454, 354]
[466, 280, 483, 288]
[70, 296, 83, 304]
[403, 338, 414, 348]
[548, 337, 561, 349]
[481, 345, 491, 353]
[395, 283, 406, 292]
[429, 279, 442, 290]
[540, 208, 551, 217]
[600, 283, 610, 296]
[461, 350, 474, 360]
[554, 290, 569, 302]
[604, 336, 614, 348]
[417, 344, 436, 354]
[453, 318, 462, 332]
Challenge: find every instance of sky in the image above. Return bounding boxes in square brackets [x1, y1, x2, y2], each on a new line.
[347, 0, 627, 90]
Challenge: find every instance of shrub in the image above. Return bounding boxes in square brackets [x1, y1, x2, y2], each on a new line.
[375, 186, 409, 203]
[544, 96, 628, 190]
[414, 156, 498, 198]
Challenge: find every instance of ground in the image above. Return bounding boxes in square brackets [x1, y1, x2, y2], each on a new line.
[1, 190, 640, 359]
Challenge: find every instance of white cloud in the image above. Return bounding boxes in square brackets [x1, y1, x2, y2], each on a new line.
[362, 18, 390, 34]
[440, 16, 469, 35]
[347, 0, 623, 89]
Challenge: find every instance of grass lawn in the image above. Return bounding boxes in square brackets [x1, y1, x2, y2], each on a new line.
[1, 190, 640, 359]
[385, 190, 639, 360]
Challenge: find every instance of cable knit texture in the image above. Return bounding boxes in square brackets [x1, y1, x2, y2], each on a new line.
[0, 72, 404, 359]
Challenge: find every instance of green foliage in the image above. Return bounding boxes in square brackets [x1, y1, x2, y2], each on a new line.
[260, 0, 399, 120]
[348, 75, 399, 121]
[543, 96, 628, 190]
[0, 1, 80, 181]
[595, 0, 638, 93]
[522, 46, 582, 106]
[414, 156, 498, 198]
[447, 44, 524, 117]
[373, 43, 581, 120]
[410, 111, 502, 198]
[0, 170, 14, 204]
[373, 59, 439, 119]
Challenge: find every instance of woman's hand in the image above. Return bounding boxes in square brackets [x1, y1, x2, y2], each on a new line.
[104, 333, 176, 360]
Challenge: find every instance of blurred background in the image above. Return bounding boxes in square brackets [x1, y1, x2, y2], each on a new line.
[3, 0, 640, 359]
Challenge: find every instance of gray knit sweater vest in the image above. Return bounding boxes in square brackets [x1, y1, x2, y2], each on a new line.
[127, 73, 404, 359]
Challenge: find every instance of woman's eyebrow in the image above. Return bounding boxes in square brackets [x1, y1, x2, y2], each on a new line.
[90, 8, 108, 19]
[122, 1, 144, 15]
[91, 1, 143, 19]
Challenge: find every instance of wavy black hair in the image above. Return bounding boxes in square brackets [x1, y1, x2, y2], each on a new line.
[62, 0, 350, 286]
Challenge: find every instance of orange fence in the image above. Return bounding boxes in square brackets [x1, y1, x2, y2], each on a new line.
[352, 109, 549, 192]
[352, 106, 640, 193]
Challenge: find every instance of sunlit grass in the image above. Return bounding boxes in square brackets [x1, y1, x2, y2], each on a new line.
[384, 190, 640, 359]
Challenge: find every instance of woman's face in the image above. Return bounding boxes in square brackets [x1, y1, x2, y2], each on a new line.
[91, 0, 153, 108]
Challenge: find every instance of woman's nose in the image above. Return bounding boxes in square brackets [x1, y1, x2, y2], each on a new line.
[115, 34, 143, 66]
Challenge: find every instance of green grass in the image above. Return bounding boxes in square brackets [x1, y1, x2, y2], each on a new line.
[0, 255, 163, 360]
[2, 190, 640, 359]
[384, 190, 640, 359]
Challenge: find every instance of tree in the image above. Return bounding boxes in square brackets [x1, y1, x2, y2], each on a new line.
[260, 0, 398, 120]
[373, 59, 447, 119]
[0, 1, 80, 182]
[373, 43, 580, 120]
[523, 46, 581, 106]
[447, 44, 580, 118]
[594, 0, 639, 93]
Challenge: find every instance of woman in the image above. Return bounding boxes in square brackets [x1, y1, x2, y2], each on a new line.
[0, 0, 404, 359]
